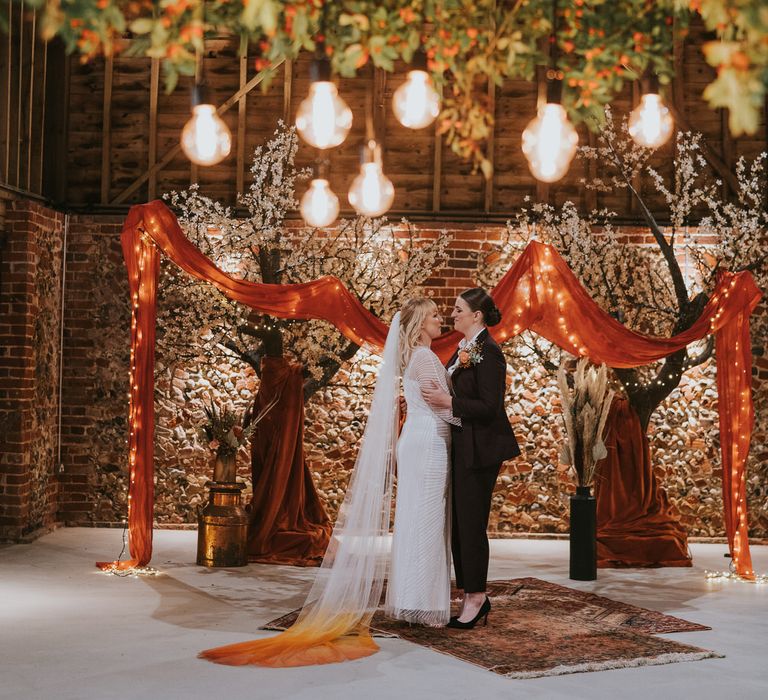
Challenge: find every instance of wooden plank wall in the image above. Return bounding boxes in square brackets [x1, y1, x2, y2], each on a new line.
[1, 13, 764, 220]
[0, 1, 53, 198]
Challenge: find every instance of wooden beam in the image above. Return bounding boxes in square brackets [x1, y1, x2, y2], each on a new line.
[432, 85, 442, 212]
[148, 58, 159, 200]
[373, 67, 387, 149]
[484, 77, 496, 213]
[629, 81, 641, 217]
[26, 7, 36, 192]
[100, 55, 113, 204]
[36, 23, 47, 195]
[720, 108, 734, 199]
[585, 129, 597, 211]
[111, 58, 285, 205]
[15, 1, 23, 187]
[534, 65, 549, 204]
[190, 50, 201, 186]
[42, 44, 68, 201]
[671, 19, 685, 117]
[236, 51, 247, 195]
[282, 58, 293, 123]
[2, 0, 12, 184]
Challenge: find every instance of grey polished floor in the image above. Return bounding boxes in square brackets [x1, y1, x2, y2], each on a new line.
[1, 528, 766, 700]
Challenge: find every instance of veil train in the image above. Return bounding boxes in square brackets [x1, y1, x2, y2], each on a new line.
[199, 312, 402, 667]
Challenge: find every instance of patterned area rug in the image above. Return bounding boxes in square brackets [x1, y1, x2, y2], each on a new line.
[262, 577, 722, 679]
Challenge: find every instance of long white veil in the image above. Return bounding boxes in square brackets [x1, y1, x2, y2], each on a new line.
[200, 312, 402, 666]
[295, 310, 401, 623]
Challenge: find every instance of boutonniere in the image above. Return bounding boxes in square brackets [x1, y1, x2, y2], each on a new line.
[457, 340, 483, 368]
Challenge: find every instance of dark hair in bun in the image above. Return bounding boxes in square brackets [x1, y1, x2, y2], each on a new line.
[460, 287, 502, 327]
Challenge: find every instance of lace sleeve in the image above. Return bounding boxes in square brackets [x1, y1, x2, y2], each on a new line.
[410, 348, 461, 426]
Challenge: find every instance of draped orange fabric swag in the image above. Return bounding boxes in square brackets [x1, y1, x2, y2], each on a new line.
[108, 200, 761, 580]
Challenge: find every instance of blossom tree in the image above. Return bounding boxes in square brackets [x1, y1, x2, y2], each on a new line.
[156, 122, 450, 405]
[478, 109, 767, 431]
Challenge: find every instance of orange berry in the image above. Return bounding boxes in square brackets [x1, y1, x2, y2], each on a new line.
[731, 51, 750, 71]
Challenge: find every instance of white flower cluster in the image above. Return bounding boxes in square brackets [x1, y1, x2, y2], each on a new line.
[691, 152, 768, 346]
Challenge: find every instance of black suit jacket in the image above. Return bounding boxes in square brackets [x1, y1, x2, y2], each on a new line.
[448, 329, 521, 470]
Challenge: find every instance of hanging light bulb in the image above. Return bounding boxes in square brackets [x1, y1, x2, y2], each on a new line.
[392, 50, 440, 129]
[628, 75, 674, 149]
[180, 84, 232, 166]
[295, 56, 353, 149]
[348, 140, 395, 217]
[300, 178, 339, 227]
[522, 79, 578, 183]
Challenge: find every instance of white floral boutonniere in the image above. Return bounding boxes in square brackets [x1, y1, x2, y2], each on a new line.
[457, 340, 483, 368]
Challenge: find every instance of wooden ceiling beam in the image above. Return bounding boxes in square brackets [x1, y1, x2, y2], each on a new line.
[148, 58, 159, 200]
[236, 51, 248, 195]
[100, 55, 113, 204]
[484, 78, 495, 213]
[110, 58, 285, 205]
[432, 83, 443, 212]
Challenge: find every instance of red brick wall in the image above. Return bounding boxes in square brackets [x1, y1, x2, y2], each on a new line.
[0, 200, 65, 540]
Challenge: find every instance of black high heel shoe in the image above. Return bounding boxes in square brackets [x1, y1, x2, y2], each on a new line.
[446, 596, 490, 629]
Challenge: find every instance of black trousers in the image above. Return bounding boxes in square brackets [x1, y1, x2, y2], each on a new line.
[451, 461, 502, 593]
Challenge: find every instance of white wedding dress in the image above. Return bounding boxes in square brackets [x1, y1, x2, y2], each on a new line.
[385, 346, 460, 627]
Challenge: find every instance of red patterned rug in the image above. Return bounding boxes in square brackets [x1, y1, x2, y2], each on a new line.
[262, 577, 722, 678]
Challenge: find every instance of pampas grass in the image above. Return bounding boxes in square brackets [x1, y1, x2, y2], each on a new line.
[558, 358, 615, 487]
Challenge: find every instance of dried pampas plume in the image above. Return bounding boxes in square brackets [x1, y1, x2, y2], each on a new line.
[557, 358, 615, 487]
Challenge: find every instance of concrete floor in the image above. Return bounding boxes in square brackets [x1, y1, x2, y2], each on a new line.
[1, 528, 766, 700]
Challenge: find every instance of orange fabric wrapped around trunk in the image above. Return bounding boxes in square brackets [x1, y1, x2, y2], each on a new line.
[595, 398, 691, 568]
[247, 357, 332, 566]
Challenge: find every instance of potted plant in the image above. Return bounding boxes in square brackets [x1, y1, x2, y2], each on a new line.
[198, 397, 254, 484]
[558, 358, 614, 580]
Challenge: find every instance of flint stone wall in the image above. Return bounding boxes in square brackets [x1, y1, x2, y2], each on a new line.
[54, 216, 766, 539]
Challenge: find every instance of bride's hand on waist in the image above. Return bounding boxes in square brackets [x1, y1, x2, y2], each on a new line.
[421, 381, 452, 409]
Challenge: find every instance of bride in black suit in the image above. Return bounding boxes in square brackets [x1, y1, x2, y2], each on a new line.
[423, 287, 521, 629]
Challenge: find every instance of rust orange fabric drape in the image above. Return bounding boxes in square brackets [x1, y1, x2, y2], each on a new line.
[110, 200, 761, 579]
[594, 398, 691, 568]
[247, 357, 332, 565]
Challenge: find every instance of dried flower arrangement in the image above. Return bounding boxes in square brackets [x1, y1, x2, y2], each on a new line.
[557, 358, 615, 488]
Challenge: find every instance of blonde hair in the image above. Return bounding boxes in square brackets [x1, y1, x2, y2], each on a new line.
[399, 297, 438, 371]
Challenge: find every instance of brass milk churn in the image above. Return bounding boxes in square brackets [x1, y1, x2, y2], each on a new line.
[197, 481, 249, 567]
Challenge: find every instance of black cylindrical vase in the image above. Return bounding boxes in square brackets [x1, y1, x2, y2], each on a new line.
[569, 485, 597, 581]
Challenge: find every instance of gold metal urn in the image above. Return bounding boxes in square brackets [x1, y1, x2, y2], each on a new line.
[196, 456, 249, 567]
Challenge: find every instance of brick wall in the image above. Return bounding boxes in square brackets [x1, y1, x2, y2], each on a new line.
[0, 200, 65, 540]
[57, 214, 127, 525]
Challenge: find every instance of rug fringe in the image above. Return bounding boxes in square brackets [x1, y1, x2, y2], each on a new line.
[501, 650, 724, 679]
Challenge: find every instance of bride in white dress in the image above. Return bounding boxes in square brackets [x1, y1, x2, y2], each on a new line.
[386, 297, 459, 627]
[200, 297, 456, 667]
